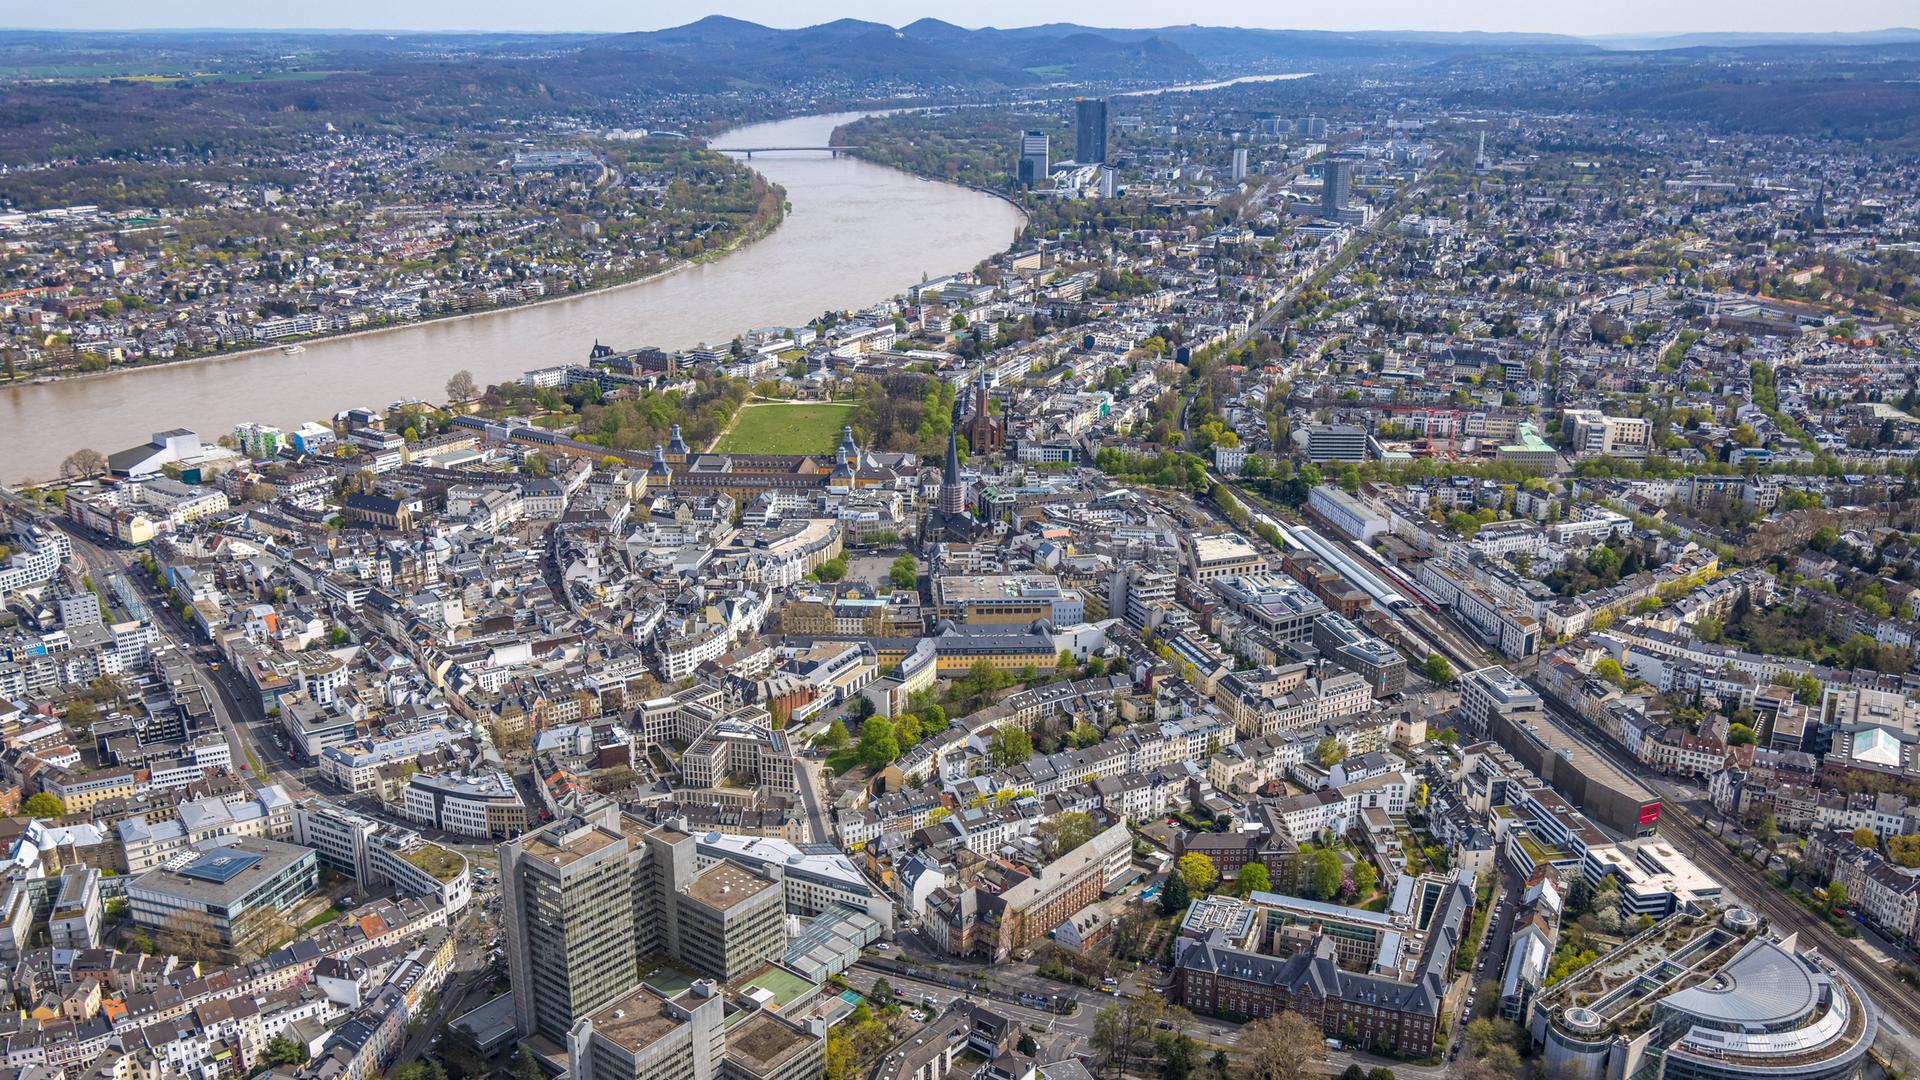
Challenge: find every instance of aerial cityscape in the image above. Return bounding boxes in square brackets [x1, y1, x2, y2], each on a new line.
[3, 9, 1920, 1080]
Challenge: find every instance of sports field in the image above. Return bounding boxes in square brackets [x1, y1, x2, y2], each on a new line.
[714, 402, 856, 454]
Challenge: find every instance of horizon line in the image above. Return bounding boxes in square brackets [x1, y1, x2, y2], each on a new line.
[1, 21, 1917, 40]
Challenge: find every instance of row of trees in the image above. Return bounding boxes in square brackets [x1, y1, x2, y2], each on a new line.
[1093, 996, 1343, 1080]
[1093, 446, 1212, 493]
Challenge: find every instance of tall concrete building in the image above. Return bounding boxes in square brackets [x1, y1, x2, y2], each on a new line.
[500, 813, 649, 1043]
[500, 805, 707, 1043]
[1231, 147, 1249, 182]
[568, 976, 824, 1080]
[677, 862, 785, 982]
[568, 980, 726, 1080]
[1016, 130, 1050, 188]
[1075, 98, 1108, 165]
[1322, 159, 1352, 217]
[1562, 409, 1651, 460]
[1304, 423, 1369, 464]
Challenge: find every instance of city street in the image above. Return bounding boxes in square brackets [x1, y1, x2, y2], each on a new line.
[795, 753, 832, 845]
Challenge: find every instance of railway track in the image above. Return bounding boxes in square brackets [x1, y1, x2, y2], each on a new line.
[1528, 681, 1920, 1051]
[1659, 805, 1920, 1046]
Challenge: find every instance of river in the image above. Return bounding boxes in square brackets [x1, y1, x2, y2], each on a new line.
[0, 111, 1025, 484]
[1117, 72, 1313, 96]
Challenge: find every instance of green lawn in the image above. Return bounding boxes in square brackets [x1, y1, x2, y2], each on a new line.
[716, 403, 855, 455]
[303, 904, 345, 930]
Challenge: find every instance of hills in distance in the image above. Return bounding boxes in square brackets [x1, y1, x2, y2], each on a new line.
[5, 16, 1920, 169]
[586, 17, 1920, 87]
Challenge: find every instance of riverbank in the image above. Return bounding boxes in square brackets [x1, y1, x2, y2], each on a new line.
[7, 197, 787, 390]
[1, 110, 1025, 485]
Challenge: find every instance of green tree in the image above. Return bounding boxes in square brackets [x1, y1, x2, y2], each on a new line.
[857, 717, 899, 768]
[1422, 653, 1453, 683]
[390, 1062, 448, 1080]
[1314, 735, 1347, 768]
[1594, 658, 1627, 687]
[1793, 673, 1822, 707]
[889, 554, 918, 589]
[824, 1029, 857, 1080]
[1565, 878, 1593, 919]
[22, 793, 64, 819]
[1160, 868, 1192, 915]
[1307, 848, 1342, 901]
[64, 697, 98, 728]
[1176, 853, 1218, 894]
[1353, 860, 1378, 898]
[1585, 546, 1621, 579]
[261, 1036, 309, 1069]
[820, 718, 850, 750]
[987, 726, 1034, 767]
[893, 713, 923, 749]
[1036, 811, 1099, 859]
[1236, 862, 1271, 897]
[510, 1046, 542, 1080]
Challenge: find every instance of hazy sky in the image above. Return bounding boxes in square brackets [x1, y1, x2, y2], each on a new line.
[10, 0, 1915, 36]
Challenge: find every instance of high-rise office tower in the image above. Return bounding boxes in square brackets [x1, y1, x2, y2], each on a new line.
[1322, 159, 1352, 216]
[1075, 98, 1108, 165]
[1016, 130, 1050, 187]
[1231, 147, 1249, 182]
[500, 812, 645, 1043]
[501, 805, 710, 1042]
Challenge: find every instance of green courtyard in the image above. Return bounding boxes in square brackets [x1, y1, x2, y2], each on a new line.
[714, 402, 856, 454]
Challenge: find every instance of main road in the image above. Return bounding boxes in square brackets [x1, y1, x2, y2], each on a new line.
[0, 491, 298, 795]
[0, 111, 1024, 484]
